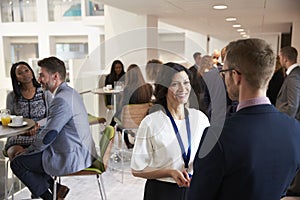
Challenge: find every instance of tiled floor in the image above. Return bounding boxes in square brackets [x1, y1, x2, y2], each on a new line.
[9, 154, 146, 200]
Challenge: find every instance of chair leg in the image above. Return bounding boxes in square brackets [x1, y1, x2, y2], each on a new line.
[53, 176, 58, 200]
[96, 174, 107, 200]
[4, 158, 9, 200]
[121, 129, 125, 183]
[4, 158, 15, 200]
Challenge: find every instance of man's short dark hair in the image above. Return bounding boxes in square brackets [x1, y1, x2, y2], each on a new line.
[38, 56, 66, 81]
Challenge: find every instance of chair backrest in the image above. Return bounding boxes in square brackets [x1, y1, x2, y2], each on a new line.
[92, 125, 115, 171]
[120, 103, 152, 129]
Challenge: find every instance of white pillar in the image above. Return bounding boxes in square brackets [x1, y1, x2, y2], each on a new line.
[104, 6, 158, 70]
[292, 21, 300, 63]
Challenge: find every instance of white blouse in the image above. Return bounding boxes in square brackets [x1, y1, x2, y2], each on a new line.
[131, 108, 210, 183]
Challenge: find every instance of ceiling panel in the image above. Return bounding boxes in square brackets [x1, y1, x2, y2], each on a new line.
[99, 0, 300, 40]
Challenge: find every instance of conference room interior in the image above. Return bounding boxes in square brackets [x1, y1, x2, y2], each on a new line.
[0, 0, 300, 199]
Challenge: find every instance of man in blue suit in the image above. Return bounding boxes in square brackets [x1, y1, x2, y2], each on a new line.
[188, 38, 300, 200]
[276, 46, 300, 196]
[11, 56, 96, 199]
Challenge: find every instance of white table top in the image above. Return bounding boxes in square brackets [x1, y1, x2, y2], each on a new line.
[91, 88, 121, 94]
[0, 118, 35, 139]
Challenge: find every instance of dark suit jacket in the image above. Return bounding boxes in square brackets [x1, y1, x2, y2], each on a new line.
[267, 68, 285, 105]
[276, 66, 300, 121]
[188, 104, 300, 200]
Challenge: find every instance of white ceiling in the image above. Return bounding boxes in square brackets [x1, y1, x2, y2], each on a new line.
[99, 0, 300, 41]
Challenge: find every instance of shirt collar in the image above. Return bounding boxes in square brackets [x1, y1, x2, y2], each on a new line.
[286, 63, 299, 75]
[237, 97, 271, 111]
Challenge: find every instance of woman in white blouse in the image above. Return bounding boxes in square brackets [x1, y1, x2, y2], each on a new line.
[131, 62, 210, 200]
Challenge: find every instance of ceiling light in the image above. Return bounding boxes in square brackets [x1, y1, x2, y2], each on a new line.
[213, 4, 228, 10]
[242, 35, 249, 38]
[240, 32, 246, 35]
[232, 24, 241, 28]
[226, 17, 237, 22]
[237, 29, 244, 32]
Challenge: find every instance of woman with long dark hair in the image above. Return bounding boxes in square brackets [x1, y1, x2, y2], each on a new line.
[5, 61, 52, 161]
[104, 60, 126, 105]
[131, 62, 209, 200]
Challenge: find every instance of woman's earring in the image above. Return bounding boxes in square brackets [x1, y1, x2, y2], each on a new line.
[18, 82, 20, 85]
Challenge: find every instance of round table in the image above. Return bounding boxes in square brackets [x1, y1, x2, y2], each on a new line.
[0, 118, 35, 139]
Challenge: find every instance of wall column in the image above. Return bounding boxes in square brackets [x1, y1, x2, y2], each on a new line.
[292, 21, 300, 63]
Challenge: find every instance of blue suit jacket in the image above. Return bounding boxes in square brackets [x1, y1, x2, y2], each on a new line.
[26, 82, 96, 176]
[189, 104, 300, 200]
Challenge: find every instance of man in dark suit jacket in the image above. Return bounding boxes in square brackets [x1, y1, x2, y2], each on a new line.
[188, 39, 300, 200]
[276, 46, 300, 196]
[189, 52, 202, 82]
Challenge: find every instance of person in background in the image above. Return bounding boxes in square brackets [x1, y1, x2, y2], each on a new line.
[190, 55, 213, 118]
[188, 38, 300, 200]
[212, 49, 222, 70]
[145, 59, 163, 84]
[105, 60, 126, 105]
[10, 56, 96, 200]
[145, 59, 163, 102]
[266, 55, 285, 105]
[111, 64, 153, 148]
[131, 62, 209, 200]
[189, 52, 202, 83]
[276, 46, 300, 196]
[5, 61, 52, 161]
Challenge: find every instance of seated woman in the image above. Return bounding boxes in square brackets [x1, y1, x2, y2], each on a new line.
[104, 60, 126, 106]
[5, 61, 52, 161]
[111, 64, 153, 148]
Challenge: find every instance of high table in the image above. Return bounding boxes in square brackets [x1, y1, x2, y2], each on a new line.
[91, 88, 121, 114]
[0, 118, 35, 139]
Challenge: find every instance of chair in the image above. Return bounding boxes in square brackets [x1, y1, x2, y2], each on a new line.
[53, 125, 115, 200]
[114, 103, 152, 182]
[2, 149, 15, 200]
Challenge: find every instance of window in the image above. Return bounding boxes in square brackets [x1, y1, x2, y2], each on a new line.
[0, 0, 36, 22]
[48, 0, 81, 21]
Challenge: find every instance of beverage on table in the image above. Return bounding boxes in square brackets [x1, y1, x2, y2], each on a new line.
[1, 109, 11, 126]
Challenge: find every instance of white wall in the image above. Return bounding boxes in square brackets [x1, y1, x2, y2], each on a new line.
[292, 21, 300, 63]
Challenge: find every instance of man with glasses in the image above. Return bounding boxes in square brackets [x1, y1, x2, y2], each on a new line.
[188, 38, 300, 200]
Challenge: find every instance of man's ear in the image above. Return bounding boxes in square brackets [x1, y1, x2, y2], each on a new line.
[232, 71, 241, 86]
[53, 72, 59, 80]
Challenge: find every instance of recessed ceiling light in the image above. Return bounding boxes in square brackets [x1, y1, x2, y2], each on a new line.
[226, 17, 237, 22]
[240, 32, 246, 35]
[237, 29, 245, 32]
[213, 4, 228, 10]
[242, 35, 249, 38]
[232, 24, 241, 28]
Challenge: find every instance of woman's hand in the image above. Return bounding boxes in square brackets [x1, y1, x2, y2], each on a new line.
[24, 122, 40, 136]
[170, 169, 191, 187]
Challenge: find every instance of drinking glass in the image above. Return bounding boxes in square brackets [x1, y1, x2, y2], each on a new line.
[1, 109, 11, 126]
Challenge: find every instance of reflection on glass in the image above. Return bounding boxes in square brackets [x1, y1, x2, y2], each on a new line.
[0, 0, 36, 22]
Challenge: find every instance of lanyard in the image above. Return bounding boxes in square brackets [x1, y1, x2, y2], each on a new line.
[166, 107, 191, 170]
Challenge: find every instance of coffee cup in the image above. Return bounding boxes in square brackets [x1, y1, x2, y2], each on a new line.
[12, 116, 23, 125]
[106, 84, 112, 90]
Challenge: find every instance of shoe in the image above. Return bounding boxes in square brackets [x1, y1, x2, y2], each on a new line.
[57, 184, 70, 200]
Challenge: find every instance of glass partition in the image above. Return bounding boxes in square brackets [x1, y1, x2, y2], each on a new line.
[0, 0, 36, 22]
[85, 0, 104, 16]
[48, 0, 81, 21]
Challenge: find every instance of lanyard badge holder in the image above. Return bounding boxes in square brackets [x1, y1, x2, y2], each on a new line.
[166, 107, 192, 178]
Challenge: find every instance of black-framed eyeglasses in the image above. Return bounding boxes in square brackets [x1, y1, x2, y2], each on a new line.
[219, 68, 241, 77]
